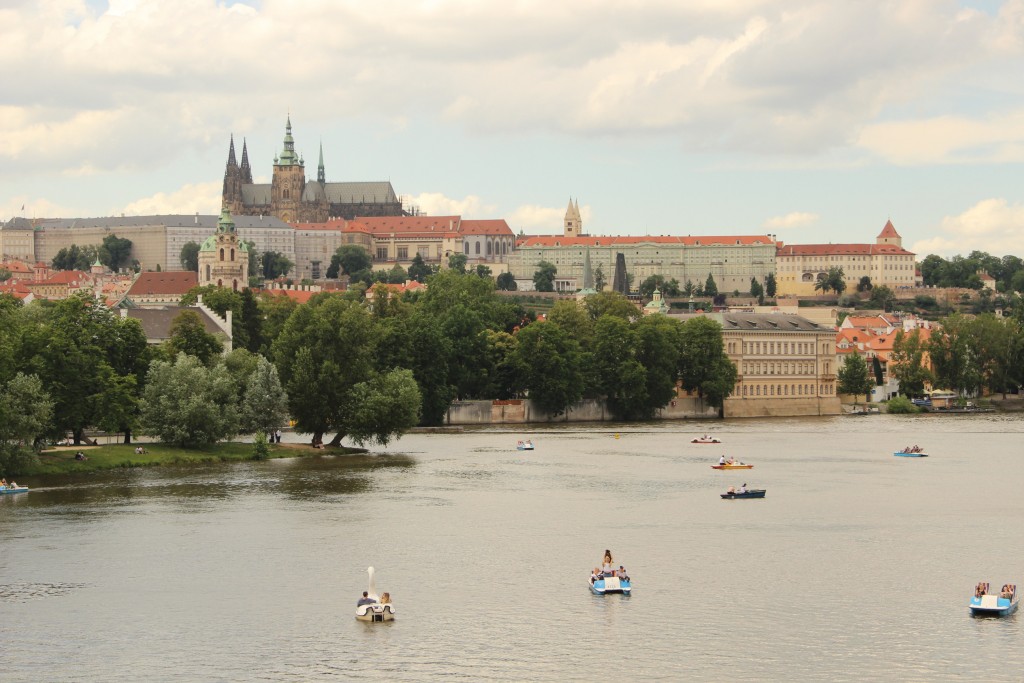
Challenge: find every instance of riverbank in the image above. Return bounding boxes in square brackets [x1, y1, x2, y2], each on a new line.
[27, 442, 367, 476]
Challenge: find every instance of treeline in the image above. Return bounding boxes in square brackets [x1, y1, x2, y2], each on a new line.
[0, 271, 737, 476]
[888, 312, 1024, 398]
[919, 251, 1024, 292]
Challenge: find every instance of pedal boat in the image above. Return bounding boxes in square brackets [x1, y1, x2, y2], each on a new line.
[970, 583, 1018, 617]
[691, 436, 720, 444]
[711, 463, 753, 470]
[0, 486, 29, 495]
[893, 450, 928, 457]
[516, 440, 535, 451]
[355, 567, 395, 622]
[721, 489, 766, 499]
[590, 573, 631, 596]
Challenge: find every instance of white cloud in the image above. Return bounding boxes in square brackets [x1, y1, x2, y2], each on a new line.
[858, 110, 1024, 165]
[408, 192, 495, 218]
[911, 198, 1024, 256]
[121, 181, 221, 216]
[762, 211, 819, 229]
[506, 202, 594, 233]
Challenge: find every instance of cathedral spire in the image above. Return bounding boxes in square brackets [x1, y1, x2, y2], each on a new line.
[317, 141, 325, 184]
[279, 115, 299, 166]
[240, 138, 252, 183]
[227, 134, 237, 168]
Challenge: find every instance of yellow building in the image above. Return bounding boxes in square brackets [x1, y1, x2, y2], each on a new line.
[776, 221, 916, 296]
[674, 312, 840, 417]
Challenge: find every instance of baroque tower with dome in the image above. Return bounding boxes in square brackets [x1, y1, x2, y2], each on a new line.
[198, 207, 249, 291]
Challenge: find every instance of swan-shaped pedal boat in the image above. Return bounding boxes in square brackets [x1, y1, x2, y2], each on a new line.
[355, 566, 395, 622]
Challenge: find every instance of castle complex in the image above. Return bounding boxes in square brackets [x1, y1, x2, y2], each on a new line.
[221, 116, 406, 223]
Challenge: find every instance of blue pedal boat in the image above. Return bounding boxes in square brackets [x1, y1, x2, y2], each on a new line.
[970, 582, 1018, 617]
[893, 449, 928, 457]
[0, 486, 29, 496]
[589, 573, 631, 595]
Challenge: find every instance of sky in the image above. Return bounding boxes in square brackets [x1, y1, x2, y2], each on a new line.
[3, 0, 1024, 258]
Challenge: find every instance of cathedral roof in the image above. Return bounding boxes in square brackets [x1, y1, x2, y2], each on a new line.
[459, 219, 513, 236]
[322, 181, 399, 204]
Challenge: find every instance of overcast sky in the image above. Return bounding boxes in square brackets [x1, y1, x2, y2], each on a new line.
[3, 0, 1024, 257]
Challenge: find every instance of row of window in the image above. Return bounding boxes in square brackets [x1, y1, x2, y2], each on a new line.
[744, 341, 817, 355]
[743, 362, 817, 375]
[740, 383, 834, 397]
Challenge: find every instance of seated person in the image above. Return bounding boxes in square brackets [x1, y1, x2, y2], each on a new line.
[719, 455, 726, 465]
[590, 568, 600, 584]
[616, 566, 629, 581]
[738, 483, 747, 493]
[356, 591, 376, 606]
[727, 486, 735, 494]
[379, 592, 392, 605]
[976, 583, 987, 597]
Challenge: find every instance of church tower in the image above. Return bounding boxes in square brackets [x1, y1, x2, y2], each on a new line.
[198, 206, 249, 291]
[271, 116, 306, 223]
[222, 135, 244, 215]
[564, 198, 583, 238]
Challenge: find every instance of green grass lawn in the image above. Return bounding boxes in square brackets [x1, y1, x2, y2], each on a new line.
[29, 442, 364, 476]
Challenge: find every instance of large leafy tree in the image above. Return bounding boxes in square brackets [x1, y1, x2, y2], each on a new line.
[100, 234, 133, 272]
[496, 272, 517, 291]
[533, 260, 557, 292]
[969, 314, 1022, 398]
[272, 296, 378, 446]
[51, 244, 98, 271]
[262, 251, 294, 279]
[639, 275, 681, 299]
[326, 244, 373, 279]
[928, 314, 982, 397]
[678, 316, 736, 409]
[635, 314, 684, 415]
[512, 321, 583, 417]
[837, 353, 874, 405]
[181, 285, 249, 350]
[583, 291, 639, 322]
[180, 241, 201, 271]
[592, 315, 649, 420]
[167, 310, 224, 365]
[448, 252, 468, 273]
[764, 272, 777, 298]
[345, 368, 422, 446]
[703, 273, 718, 298]
[825, 267, 847, 295]
[0, 373, 54, 476]
[870, 285, 895, 311]
[373, 310, 455, 425]
[889, 329, 934, 397]
[240, 356, 290, 437]
[141, 353, 239, 448]
[408, 254, 432, 283]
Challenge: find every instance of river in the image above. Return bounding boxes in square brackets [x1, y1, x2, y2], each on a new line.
[3, 414, 1024, 681]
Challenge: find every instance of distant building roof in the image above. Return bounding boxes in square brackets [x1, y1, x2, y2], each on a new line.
[671, 312, 828, 331]
[877, 220, 901, 239]
[518, 235, 775, 248]
[123, 307, 226, 341]
[777, 243, 914, 256]
[25, 214, 291, 231]
[126, 271, 198, 297]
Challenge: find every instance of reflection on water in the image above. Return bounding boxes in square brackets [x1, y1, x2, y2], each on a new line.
[2, 416, 1024, 681]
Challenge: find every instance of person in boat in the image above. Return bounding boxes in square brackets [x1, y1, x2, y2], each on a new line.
[357, 591, 376, 607]
[738, 483, 747, 494]
[727, 457, 736, 465]
[602, 550, 614, 575]
[719, 455, 726, 465]
[517, 440, 524, 447]
[590, 568, 600, 585]
[616, 566, 630, 582]
[727, 485, 735, 494]
[525, 440, 533, 448]
[976, 582, 987, 597]
[379, 592, 392, 605]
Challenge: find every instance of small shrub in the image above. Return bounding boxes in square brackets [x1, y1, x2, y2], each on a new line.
[886, 395, 920, 414]
[252, 431, 270, 460]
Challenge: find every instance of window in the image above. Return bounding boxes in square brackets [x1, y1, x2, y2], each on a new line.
[377, 247, 388, 260]
[397, 247, 408, 260]
[475, 242, 481, 255]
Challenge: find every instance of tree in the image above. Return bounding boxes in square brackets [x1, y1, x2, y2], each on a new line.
[180, 241, 201, 271]
[262, 251, 294, 279]
[634, 314, 685, 416]
[814, 272, 831, 294]
[180, 285, 249, 350]
[928, 314, 982, 397]
[167, 310, 224, 364]
[345, 368, 422, 446]
[512, 321, 583, 417]
[749, 277, 763, 299]
[682, 280, 695, 297]
[639, 274, 680, 299]
[583, 291, 639, 322]
[51, 244, 98, 271]
[837, 353, 874, 405]
[826, 267, 847, 295]
[677, 316, 736, 408]
[0, 373, 54, 476]
[408, 254, 432, 283]
[703, 273, 718, 298]
[889, 330, 934, 397]
[140, 353, 239, 448]
[475, 264, 492, 279]
[240, 356, 290, 437]
[447, 252, 468, 273]
[100, 234, 133, 272]
[592, 315, 649, 420]
[870, 285, 895, 312]
[764, 272, 777, 298]
[271, 297, 378, 446]
[593, 265, 607, 292]
[533, 260, 557, 292]
[969, 314, 1021, 398]
[496, 272, 517, 291]
[327, 245, 373, 279]
[856, 276, 873, 293]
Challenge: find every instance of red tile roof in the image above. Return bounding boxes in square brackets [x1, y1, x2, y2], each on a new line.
[877, 220, 901, 239]
[355, 216, 462, 236]
[777, 243, 914, 256]
[265, 289, 317, 304]
[127, 271, 198, 296]
[292, 219, 348, 231]
[517, 235, 774, 248]
[460, 219, 513, 236]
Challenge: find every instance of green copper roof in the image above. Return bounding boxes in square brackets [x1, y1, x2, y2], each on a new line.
[278, 115, 300, 166]
[217, 206, 236, 234]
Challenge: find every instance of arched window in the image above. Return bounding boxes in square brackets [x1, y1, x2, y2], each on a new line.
[487, 240, 492, 256]
[233, 279, 238, 291]
[464, 243, 469, 254]
[220, 248, 225, 261]
[205, 265, 211, 281]
[230, 248, 235, 262]
[475, 242, 480, 255]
